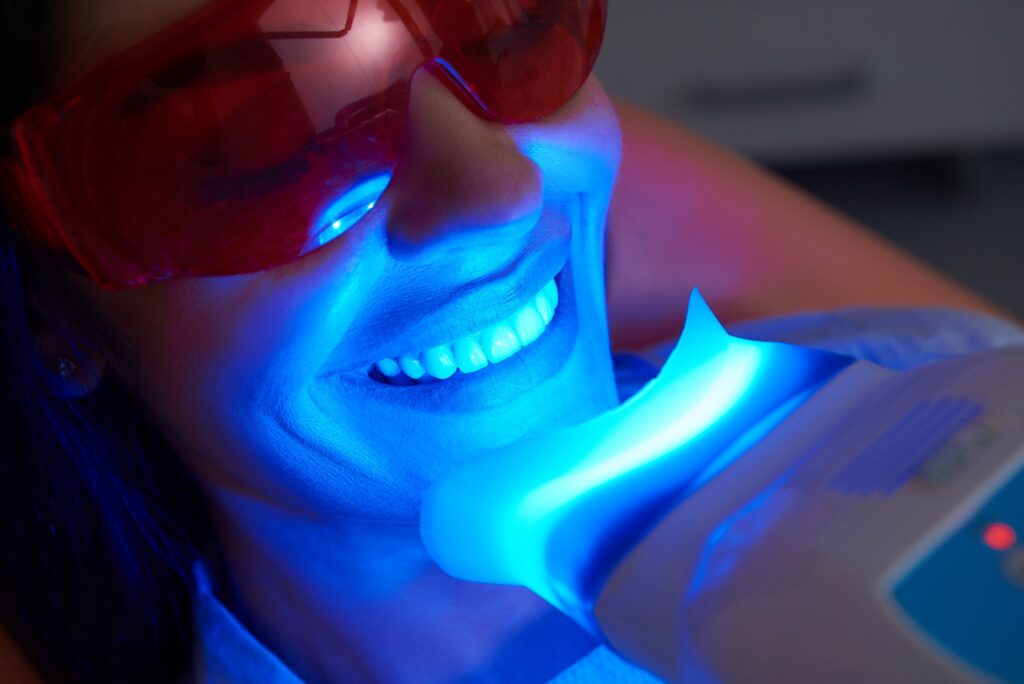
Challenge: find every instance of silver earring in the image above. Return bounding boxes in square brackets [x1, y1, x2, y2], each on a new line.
[56, 356, 76, 380]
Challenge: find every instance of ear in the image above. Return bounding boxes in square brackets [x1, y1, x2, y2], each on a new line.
[33, 330, 107, 399]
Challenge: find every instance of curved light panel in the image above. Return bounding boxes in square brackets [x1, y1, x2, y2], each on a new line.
[421, 290, 852, 629]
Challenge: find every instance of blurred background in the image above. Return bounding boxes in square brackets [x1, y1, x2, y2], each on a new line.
[595, 0, 1023, 317]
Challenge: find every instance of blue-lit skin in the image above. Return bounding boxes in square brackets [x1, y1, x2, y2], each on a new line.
[422, 290, 852, 628]
[65, 10, 624, 674]
[313, 174, 392, 248]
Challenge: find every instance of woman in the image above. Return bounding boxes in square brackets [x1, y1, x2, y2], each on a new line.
[1, 1, 1015, 682]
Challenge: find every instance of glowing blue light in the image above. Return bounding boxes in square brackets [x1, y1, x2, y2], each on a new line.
[683, 383, 820, 496]
[315, 174, 391, 246]
[421, 290, 853, 627]
[519, 342, 762, 523]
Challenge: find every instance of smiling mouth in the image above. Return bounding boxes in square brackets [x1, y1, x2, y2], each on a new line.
[369, 276, 560, 386]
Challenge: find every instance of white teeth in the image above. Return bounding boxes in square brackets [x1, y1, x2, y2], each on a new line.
[512, 305, 545, 347]
[535, 289, 554, 325]
[453, 336, 489, 374]
[543, 279, 558, 310]
[481, 322, 522, 364]
[376, 358, 401, 378]
[398, 355, 425, 380]
[422, 345, 457, 380]
[373, 277, 560, 383]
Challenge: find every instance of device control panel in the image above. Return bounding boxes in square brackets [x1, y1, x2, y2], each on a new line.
[893, 455, 1024, 682]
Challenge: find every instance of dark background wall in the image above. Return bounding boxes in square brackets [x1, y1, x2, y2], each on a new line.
[596, 0, 1024, 316]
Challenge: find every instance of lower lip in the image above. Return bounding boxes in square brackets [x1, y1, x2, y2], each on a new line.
[336, 266, 580, 414]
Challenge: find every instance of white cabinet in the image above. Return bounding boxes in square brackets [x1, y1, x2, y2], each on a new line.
[596, 0, 1024, 163]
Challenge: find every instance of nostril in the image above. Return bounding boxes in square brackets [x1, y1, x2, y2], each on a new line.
[384, 152, 544, 261]
[382, 69, 545, 263]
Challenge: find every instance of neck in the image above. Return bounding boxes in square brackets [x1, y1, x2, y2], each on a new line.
[207, 491, 596, 683]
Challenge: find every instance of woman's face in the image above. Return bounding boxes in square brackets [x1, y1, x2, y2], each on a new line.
[61, 0, 623, 521]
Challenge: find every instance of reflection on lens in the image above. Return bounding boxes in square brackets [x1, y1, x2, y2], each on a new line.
[314, 174, 392, 247]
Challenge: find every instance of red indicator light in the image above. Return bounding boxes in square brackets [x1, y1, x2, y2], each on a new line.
[983, 522, 1017, 551]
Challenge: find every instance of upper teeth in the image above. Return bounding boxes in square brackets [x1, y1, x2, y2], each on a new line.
[374, 279, 559, 383]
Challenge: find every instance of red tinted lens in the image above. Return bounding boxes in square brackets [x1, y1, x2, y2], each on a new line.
[7, 0, 606, 288]
[430, 0, 607, 122]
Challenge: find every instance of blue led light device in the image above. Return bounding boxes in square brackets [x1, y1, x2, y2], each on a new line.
[422, 291, 1024, 683]
[422, 291, 851, 624]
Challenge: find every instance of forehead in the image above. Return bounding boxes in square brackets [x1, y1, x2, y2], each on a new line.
[55, 0, 214, 86]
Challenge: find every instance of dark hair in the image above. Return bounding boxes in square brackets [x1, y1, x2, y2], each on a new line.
[1, 2, 211, 682]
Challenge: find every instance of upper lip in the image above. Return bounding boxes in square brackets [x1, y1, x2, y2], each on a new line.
[328, 229, 570, 375]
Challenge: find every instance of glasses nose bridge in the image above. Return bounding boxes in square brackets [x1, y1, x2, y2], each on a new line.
[419, 57, 517, 125]
[383, 68, 544, 263]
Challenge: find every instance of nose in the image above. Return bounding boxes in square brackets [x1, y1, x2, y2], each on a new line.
[384, 69, 545, 263]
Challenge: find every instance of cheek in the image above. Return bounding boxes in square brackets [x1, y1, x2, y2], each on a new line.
[80, 229, 382, 462]
[162, 288, 358, 431]
[510, 76, 623, 196]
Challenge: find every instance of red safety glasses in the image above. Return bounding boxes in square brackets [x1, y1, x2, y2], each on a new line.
[2, 0, 606, 288]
